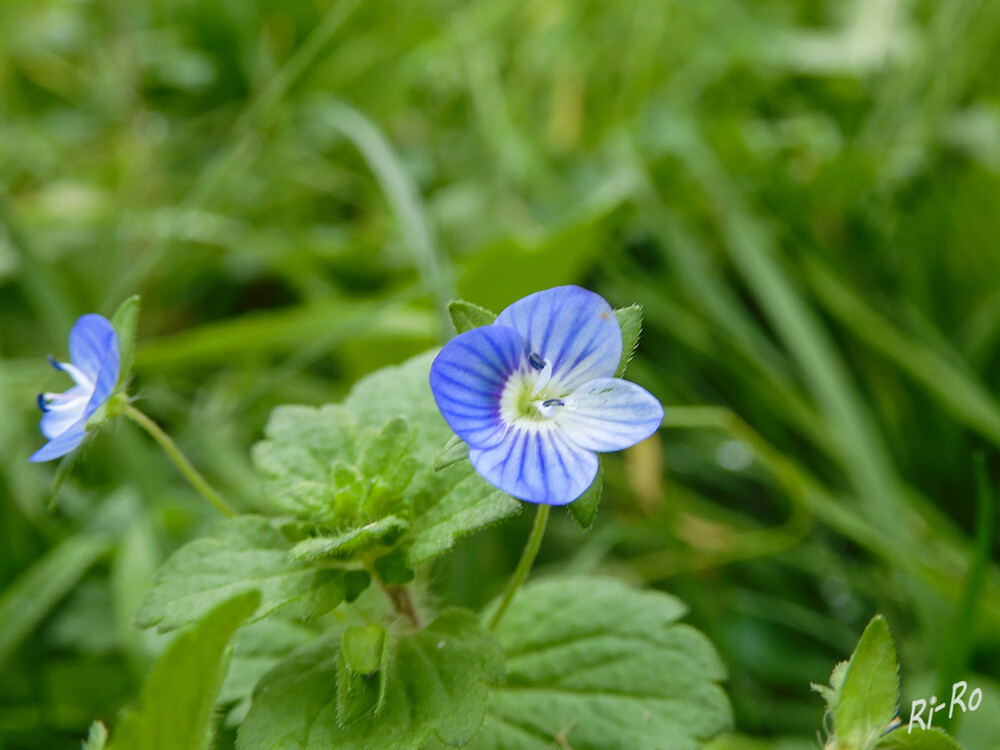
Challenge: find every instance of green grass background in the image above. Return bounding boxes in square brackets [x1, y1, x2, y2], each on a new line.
[1, 0, 999, 747]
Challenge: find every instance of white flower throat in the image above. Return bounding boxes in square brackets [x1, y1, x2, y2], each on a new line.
[500, 352, 569, 426]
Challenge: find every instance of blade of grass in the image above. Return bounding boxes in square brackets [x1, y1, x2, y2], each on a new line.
[310, 99, 456, 341]
[0, 535, 111, 666]
[935, 452, 995, 729]
[806, 257, 1000, 449]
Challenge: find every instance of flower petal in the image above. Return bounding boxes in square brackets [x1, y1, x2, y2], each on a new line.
[468, 424, 598, 505]
[69, 314, 118, 384]
[556, 377, 664, 452]
[40, 386, 90, 439]
[493, 285, 622, 392]
[29, 420, 86, 462]
[430, 325, 525, 449]
[82, 331, 121, 421]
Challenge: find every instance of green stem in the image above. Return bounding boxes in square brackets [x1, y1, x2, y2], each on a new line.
[123, 404, 235, 517]
[489, 504, 550, 631]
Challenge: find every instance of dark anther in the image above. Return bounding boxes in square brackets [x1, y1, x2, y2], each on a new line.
[542, 398, 565, 408]
[528, 352, 546, 370]
[37, 394, 49, 412]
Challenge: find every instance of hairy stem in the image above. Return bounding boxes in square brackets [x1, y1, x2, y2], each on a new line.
[489, 503, 550, 631]
[123, 404, 236, 517]
[379, 580, 422, 628]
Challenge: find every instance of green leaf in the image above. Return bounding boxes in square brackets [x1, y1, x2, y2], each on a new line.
[218, 616, 317, 727]
[567, 464, 603, 530]
[252, 404, 358, 483]
[434, 435, 469, 471]
[614, 304, 643, 377]
[834, 615, 900, 748]
[473, 577, 732, 750]
[343, 350, 453, 466]
[113, 592, 260, 750]
[111, 294, 141, 389]
[874, 729, 965, 750]
[288, 516, 410, 561]
[404, 471, 521, 567]
[136, 516, 360, 632]
[449, 300, 497, 333]
[374, 549, 415, 585]
[238, 610, 504, 750]
[83, 721, 109, 750]
[358, 418, 418, 514]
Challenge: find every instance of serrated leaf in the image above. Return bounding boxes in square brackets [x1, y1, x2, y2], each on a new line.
[614, 305, 643, 377]
[834, 615, 900, 749]
[567, 464, 603, 529]
[252, 404, 358, 483]
[136, 516, 358, 631]
[343, 351, 453, 465]
[289, 516, 410, 561]
[434, 435, 469, 471]
[111, 295, 141, 389]
[449, 300, 497, 333]
[218, 616, 316, 727]
[404, 471, 521, 567]
[472, 577, 732, 750]
[113, 592, 260, 750]
[359, 418, 418, 513]
[874, 729, 965, 750]
[238, 610, 504, 750]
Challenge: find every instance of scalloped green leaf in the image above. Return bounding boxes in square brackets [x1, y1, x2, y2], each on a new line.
[237, 610, 503, 750]
[404, 471, 521, 567]
[135, 516, 360, 632]
[473, 577, 732, 750]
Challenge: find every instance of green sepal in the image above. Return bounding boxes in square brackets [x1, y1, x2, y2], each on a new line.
[111, 295, 141, 391]
[567, 463, 604, 530]
[614, 304, 643, 377]
[448, 300, 497, 334]
[433, 435, 468, 471]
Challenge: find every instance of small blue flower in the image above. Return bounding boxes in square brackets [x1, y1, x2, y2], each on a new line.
[430, 286, 664, 505]
[30, 314, 121, 463]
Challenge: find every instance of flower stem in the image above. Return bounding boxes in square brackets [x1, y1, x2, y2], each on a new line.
[123, 404, 236, 517]
[489, 503, 550, 631]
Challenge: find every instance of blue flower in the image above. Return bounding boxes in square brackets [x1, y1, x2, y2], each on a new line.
[429, 286, 664, 505]
[30, 314, 121, 463]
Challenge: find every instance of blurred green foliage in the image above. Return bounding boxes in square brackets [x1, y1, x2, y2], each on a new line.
[1, 0, 1000, 747]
